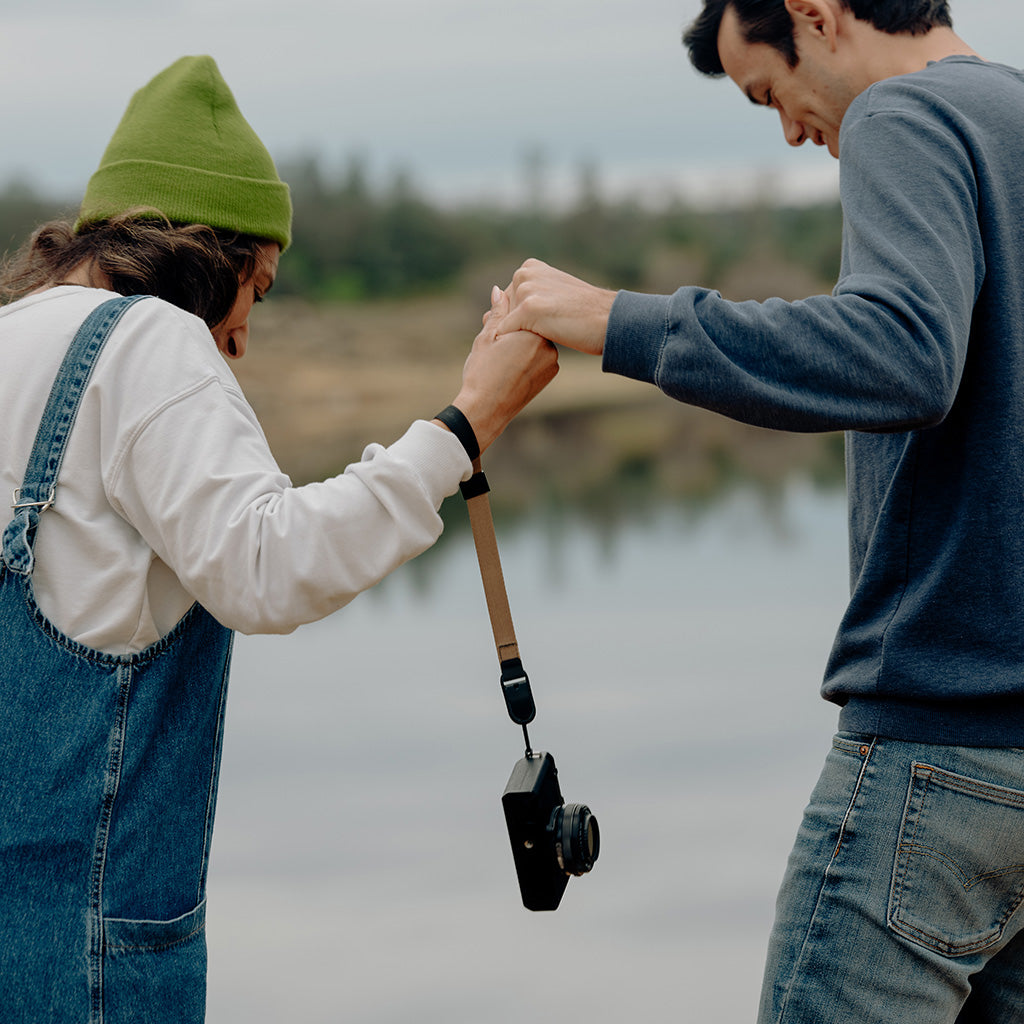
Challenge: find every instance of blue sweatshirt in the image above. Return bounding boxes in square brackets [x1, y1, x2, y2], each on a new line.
[603, 57, 1024, 745]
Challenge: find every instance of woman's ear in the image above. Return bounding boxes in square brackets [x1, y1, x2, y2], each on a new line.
[213, 330, 247, 359]
[212, 316, 249, 360]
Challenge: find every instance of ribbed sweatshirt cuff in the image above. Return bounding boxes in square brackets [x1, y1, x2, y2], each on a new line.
[385, 419, 472, 509]
[602, 289, 675, 385]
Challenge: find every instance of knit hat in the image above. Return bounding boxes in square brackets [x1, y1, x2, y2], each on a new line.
[76, 55, 292, 250]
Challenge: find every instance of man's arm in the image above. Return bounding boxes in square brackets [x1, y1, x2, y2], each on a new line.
[498, 98, 982, 435]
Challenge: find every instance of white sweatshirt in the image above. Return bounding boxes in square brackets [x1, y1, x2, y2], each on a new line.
[0, 287, 471, 655]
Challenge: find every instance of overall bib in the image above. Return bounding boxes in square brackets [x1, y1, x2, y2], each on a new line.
[0, 296, 234, 1023]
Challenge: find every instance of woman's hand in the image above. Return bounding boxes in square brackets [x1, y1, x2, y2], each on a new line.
[440, 286, 559, 454]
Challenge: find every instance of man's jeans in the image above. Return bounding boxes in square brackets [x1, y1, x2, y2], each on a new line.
[759, 734, 1024, 1023]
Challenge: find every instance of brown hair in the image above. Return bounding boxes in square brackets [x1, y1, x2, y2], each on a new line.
[0, 211, 271, 328]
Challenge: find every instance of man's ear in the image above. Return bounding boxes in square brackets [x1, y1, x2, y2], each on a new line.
[784, 0, 840, 50]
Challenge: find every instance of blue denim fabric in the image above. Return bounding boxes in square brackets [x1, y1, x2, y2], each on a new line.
[759, 734, 1024, 1024]
[0, 297, 234, 1023]
[3, 297, 145, 577]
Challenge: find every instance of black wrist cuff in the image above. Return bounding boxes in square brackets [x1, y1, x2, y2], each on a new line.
[434, 405, 480, 462]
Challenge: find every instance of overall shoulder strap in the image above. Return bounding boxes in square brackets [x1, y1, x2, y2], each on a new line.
[2, 294, 148, 575]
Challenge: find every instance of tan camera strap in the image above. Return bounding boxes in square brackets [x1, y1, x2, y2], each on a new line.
[460, 459, 537, 737]
[463, 458, 519, 663]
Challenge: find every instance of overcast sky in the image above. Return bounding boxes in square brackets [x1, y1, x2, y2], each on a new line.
[0, 2, 1015, 208]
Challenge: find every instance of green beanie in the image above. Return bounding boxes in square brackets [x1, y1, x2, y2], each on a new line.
[76, 55, 292, 250]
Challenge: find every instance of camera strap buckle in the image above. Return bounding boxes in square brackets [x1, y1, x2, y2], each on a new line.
[462, 457, 537, 751]
[499, 657, 536, 726]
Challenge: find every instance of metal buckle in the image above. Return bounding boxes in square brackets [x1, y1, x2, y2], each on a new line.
[11, 488, 55, 513]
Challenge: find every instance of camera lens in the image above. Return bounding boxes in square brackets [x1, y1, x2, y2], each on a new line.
[555, 803, 599, 876]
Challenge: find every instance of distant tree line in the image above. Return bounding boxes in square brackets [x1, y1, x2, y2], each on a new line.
[0, 158, 843, 302]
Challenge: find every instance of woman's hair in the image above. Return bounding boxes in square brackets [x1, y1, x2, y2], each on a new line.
[684, 0, 953, 76]
[0, 212, 270, 328]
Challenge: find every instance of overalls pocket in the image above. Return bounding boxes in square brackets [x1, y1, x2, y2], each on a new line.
[102, 901, 208, 1024]
[888, 763, 1024, 956]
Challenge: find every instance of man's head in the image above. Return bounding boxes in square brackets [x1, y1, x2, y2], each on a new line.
[685, 0, 953, 75]
[684, 0, 957, 157]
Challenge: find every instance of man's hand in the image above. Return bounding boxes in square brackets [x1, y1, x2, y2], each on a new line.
[496, 259, 617, 356]
[440, 286, 559, 454]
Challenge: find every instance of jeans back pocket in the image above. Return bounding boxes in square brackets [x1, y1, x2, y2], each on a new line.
[101, 901, 207, 1023]
[888, 763, 1024, 957]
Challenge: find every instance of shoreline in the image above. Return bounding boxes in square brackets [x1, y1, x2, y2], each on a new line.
[235, 296, 843, 501]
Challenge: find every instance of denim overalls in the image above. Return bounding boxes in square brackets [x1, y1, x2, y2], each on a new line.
[0, 296, 234, 1022]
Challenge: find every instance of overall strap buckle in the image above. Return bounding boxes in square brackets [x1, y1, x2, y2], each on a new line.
[11, 488, 56, 514]
[4, 489, 56, 574]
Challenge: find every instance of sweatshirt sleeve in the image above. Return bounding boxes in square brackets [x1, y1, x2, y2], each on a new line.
[603, 91, 985, 434]
[108, 376, 471, 635]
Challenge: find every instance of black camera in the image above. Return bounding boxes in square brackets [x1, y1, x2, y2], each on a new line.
[501, 751, 599, 911]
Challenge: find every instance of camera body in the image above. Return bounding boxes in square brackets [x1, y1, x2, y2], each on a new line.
[501, 751, 599, 911]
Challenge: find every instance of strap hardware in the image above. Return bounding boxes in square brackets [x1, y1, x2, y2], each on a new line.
[11, 488, 55, 513]
[500, 658, 537, 726]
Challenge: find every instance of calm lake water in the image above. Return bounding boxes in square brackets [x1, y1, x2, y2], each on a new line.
[207, 476, 848, 1023]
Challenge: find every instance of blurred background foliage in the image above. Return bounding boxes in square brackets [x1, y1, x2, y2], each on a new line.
[0, 158, 846, 504]
[0, 155, 842, 304]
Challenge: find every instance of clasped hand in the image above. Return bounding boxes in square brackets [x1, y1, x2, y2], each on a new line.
[449, 285, 558, 454]
[446, 259, 617, 454]
[496, 258, 617, 356]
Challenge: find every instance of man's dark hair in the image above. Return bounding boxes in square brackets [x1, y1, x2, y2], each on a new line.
[684, 0, 954, 76]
